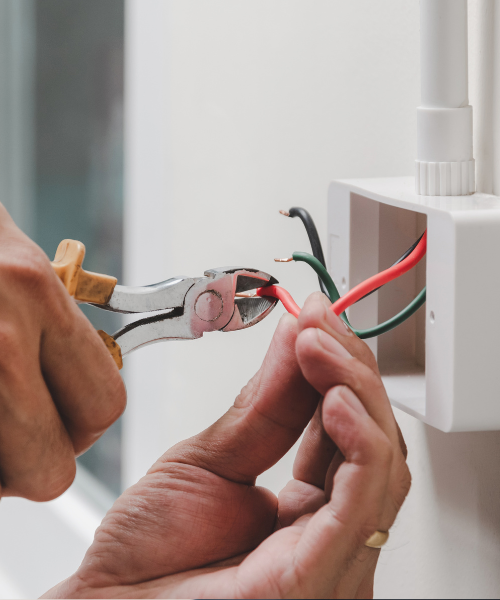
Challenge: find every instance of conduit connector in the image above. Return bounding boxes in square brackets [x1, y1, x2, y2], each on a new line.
[416, 0, 475, 196]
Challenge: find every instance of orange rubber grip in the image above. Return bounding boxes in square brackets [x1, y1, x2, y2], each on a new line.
[51, 240, 123, 370]
[96, 330, 123, 370]
[51, 239, 117, 305]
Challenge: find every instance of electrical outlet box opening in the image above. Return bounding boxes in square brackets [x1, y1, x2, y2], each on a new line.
[328, 177, 500, 432]
[329, 189, 427, 419]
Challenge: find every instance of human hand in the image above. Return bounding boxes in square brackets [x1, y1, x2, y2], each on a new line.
[0, 205, 126, 501]
[48, 292, 410, 599]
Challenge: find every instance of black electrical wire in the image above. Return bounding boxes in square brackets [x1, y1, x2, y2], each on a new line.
[283, 206, 424, 303]
[285, 207, 330, 297]
[360, 231, 425, 302]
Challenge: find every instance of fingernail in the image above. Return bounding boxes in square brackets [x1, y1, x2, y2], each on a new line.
[325, 307, 352, 337]
[316, 328, 352, 359]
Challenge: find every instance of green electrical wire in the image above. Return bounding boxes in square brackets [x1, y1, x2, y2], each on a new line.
[355, 287, 426, 339]
[291, 252, 346, 318]
[292, 251, 426, 340]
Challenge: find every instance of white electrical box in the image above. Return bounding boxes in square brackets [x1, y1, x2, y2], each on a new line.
[328, 176, 500, 432]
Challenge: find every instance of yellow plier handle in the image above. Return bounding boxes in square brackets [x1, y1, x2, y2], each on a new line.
[51, 239, 123, 369]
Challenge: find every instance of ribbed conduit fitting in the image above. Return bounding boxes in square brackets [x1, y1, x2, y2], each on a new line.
[416, 0, 474, 197]
[416, 105, 475, 197]
[415, 159, 475, 196]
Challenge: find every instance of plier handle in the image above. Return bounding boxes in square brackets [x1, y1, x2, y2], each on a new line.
[51, 240, 278, 369]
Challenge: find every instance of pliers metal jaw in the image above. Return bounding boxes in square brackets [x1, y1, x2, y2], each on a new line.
[51, 240, 278, 368]
[109, 267, 278, 356]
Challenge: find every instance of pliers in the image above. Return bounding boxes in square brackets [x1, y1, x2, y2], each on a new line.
[51, 240, 278, 369]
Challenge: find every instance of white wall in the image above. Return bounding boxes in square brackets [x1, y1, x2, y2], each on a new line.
[124, 1, 500, 598]
[376, 3, 500, 598]
[123, 0, 419, 486]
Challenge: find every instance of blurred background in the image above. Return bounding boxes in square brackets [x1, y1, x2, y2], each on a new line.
[1, 0, 124, 497]
[3, 2, 499, 599]
[0, 1, 125, 595]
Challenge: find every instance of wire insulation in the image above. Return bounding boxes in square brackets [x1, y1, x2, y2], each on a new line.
[292, 252, 341, 303]
[257, 285, 300, 318]
[331, 231, 427, 315]
[286, 207, 330, 297]
[290, 251, 426, 339]
[278, 206, 428, 338]
[359, 232, 426, 302]
[356, 287, 426, 339]
[284, 206, 425, 304]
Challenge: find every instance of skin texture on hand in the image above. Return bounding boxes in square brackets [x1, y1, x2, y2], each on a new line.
[46, 292, 411, 599]
[0, 204, 126, 501]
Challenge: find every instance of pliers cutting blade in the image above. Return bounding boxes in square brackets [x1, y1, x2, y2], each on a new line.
[51, 240, 278, 369]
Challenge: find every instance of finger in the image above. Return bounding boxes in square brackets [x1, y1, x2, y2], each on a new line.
[277, 479, 327, 528]
[293, 386, 393, 592]
[0, 326, 76, 501]
[154, 314, 320, 484]
[296, 292, 408, 457]
[296, 325, 400, 448]
[0, 222, 127, 456]
[297, 291, 380, 374]
[292, 292, 393, 489]
[39, 268, 127, 454]
[280, 406, 343, 524]
[292, 401, 338, 489]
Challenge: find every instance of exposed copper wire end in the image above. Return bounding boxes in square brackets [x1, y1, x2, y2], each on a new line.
[279, 210, 290, 217]
[235, 291, 257, 298]
[274, 257, 293, 263]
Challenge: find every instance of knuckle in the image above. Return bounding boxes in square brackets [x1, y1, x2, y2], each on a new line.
[9, 456, 76, 502]
[0, 325, 26, 383]
[346, 359, 385, 397]
[374, 433, 394, 468]
[0, 248, 52, 293]
[328, 384, 350, 406]
[36, 468, 76, 502]
[0, 323, 23, 361]
[89, 375, 127, 432]
[298, 293, 334, 330]
[34, 465, 76, 502]
[326, 504, 380, 550]
[297, 326, 320, 351]
[385, 470, 412, 528]
[400, 462, 412, 494]
[392, 458, 412, 508]
[53, 305, 84, 340]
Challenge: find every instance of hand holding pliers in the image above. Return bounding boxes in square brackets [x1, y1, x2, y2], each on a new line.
[51, 240, 278, 369]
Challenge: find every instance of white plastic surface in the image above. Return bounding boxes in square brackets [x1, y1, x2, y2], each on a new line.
[328, 176, 500, 432]
[420, 0, 468, 108]
[416, 0, 474, 196]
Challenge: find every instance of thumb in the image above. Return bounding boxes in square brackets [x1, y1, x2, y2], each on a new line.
[155, 314, 320, 484]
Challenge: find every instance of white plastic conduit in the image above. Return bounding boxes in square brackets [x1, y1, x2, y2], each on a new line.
[416, 0, 475, 196]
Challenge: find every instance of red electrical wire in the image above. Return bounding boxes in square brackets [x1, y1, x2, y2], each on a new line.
[256, 285, 301, 317]
[330, 230, 427, 315]
[257, 230, 427, 318]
